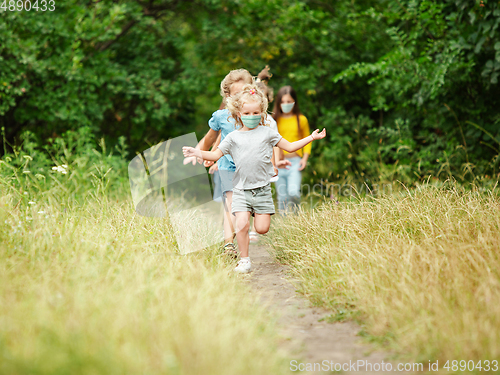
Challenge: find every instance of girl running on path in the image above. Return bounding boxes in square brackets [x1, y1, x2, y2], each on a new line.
[273, 86, 312, 213]
[249, 67, 291, 242]
[182, 84, 326, 273]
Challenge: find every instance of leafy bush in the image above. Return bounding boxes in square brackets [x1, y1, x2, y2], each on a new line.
[2, 0, 499, 189]
[0, 126, 129, 203]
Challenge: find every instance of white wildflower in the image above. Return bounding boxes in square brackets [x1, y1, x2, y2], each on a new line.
[38, 211, 45, 214]
[28, 201, 36, 205]
[52, 165, 68, 175]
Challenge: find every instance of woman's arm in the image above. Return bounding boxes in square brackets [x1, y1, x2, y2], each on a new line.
[276, 128, 326, 153]
[183, 147, 223, 162]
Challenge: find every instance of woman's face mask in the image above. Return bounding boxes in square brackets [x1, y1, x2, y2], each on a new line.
[281, 102, 295, 114]
[241, 115, 261, 129]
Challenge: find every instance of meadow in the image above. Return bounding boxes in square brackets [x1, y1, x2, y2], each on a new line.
[266, 180, 500, 372]
[0, 133, 289, 375]
[2, 129, 499, 374]
[2, 1, 500, 373]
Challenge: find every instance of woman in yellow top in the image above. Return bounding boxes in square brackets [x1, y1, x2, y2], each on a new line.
[272, 86, 311, 212]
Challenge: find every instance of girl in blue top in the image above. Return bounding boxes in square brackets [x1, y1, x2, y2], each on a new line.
[198, 69, 254, 256]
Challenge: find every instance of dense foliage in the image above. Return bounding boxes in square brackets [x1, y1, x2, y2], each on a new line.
[1, 0, 499, 187]
[0, 1, 203, 148]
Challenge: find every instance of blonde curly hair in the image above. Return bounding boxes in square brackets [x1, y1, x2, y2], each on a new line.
[220, 69, 253, 98]
[226, 84, 268, 128]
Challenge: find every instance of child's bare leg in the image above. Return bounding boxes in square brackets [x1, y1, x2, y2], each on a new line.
[234, 211, 251, 257]
[249, 217, 259, 242]
[253, 213, 271, 234]
[222, 191, 235, 244]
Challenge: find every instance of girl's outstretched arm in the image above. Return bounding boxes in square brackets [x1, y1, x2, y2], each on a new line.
[183, 134, 208, 165]
[276, 128, 326, 153]
[183, 128, 220, 165]
[182, 146, 223, 162]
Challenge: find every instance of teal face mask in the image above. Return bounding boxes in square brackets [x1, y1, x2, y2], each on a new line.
[241, 115, 261, 129]
[281, 102, 295, 114]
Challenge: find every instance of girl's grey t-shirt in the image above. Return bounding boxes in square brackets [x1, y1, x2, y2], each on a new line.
[217, 125, 282, 190]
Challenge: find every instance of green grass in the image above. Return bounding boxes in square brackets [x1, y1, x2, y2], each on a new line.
[0, 189, 289, 374]
[0, 130, 295, 374]
[265, 181, 500, 371]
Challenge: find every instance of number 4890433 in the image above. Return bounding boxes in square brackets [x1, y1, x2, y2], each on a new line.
[443, 360, 498, 372]
[1, 1, 56, 11]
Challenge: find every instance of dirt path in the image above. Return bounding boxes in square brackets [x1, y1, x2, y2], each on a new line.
[246, 243, 414, 375]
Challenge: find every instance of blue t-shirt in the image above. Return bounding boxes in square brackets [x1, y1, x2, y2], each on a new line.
[208, 109, 236, 171]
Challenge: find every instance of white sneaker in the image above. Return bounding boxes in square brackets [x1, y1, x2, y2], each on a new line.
[234, 258, 251, 273]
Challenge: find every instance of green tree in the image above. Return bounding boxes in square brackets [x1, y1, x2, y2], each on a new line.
[0, 1, 206, 152]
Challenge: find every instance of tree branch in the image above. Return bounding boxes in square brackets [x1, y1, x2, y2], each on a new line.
[308, 0, 335, 15]
[83, 1, 183, 62]
[98, 19, 136, 52]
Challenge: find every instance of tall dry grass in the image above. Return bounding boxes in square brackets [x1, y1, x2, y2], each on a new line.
[0, 189, 288, 374]
[266, 182, 500, 366]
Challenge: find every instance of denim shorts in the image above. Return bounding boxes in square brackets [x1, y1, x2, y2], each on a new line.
[231, 183, 275, 216]
[218, 169, 235, 195]
[211, 170, 223, 202]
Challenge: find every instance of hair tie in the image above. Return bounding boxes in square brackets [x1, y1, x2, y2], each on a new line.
[249, 89, 256, 95]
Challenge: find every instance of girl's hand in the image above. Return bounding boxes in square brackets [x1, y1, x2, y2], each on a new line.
[182, 146, 202, 160]
[276, 159, 292, 169]
[183, 156, 196, 165]
[183, 156, 203, 165]
[298, 158, 307, 171]
[204, 160, 214, 167]
[208, 163, 219, 174]
[273, 166, 279, 177]
[310, 128, 327, 140]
